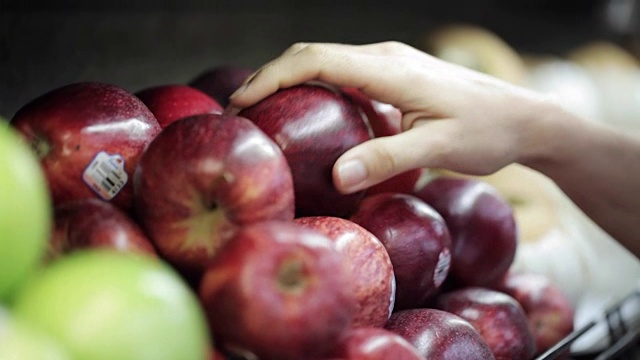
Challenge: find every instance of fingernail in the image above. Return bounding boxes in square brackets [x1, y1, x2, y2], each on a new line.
[229, 70, 260, 99]
[229, 83, 248, 99]
[336, 159, 367, 190]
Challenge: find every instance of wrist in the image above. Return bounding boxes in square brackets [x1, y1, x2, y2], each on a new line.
[516, 93, 580, 172]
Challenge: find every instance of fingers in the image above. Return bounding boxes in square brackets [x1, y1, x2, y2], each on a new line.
[229, 42, 427, 109]
[333, 119, 516, 194]
[332, 122, 442, 194]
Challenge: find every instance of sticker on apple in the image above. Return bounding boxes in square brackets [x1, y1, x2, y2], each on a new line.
[82, 151, 128, 201]
[434, 248, 451, 287]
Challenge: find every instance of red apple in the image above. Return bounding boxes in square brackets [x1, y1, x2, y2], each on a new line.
[134, 113, 295, 276]
[199, 220, 356, 360]
[239, 83, 373, 218]
[436, 287, 536, 360]
[349, 192, 452, 310]
[209, 348, 227, 360]
[49, 198, 156, 260]
[189, 64, 254, 107]
[10, 82, 161, 214]
[385, 308, 496, 360]
[492, 271, 574, 356]
[341, 87, 402, 138]
[341, 87, 422, 195]
[294, 216, 396, 328]
[328, 327, 424, 360]
[413, 176, 517, 287]
[135, 84, 223, 128]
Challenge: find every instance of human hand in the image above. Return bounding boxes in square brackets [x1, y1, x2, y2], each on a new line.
[229, 42, 557, 194]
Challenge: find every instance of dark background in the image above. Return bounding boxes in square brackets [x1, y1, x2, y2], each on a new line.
[1, 0, 637, 118]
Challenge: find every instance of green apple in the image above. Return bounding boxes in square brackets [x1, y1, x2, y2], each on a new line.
[12, 249, 210, 360]
[0, 123, 52, 300]
[0, 307, 71, 360]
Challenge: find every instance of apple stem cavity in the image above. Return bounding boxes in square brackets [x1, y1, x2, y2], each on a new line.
[277, 258, 307, 292]
[32, 135, 52, 159]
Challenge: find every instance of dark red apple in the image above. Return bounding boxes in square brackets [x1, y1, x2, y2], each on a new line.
[349, 192, 452, 310]
[10, 82, 162, 213]
[493, 271, 574, 356]
[135, 84, 223, 128]
[199, 220, 356, 360]
[413, 176, 517, 287]
[189, 64, 254, 107]
[134, 113, 295, 276]
[209, 348, 227, 360]
[294, 216, 395, 328]
[341, 87, 422, 195]
[436, 287, 536, 360]
[239, 83, 373, 218]
[329, 327, 424, 360]
[341, 87, 402, 138]
[49, 198, 156, 261]
[385, 308, 496, 360]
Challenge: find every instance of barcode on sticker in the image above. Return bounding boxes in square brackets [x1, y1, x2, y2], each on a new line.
[82, 151, 128, 201]
[433, 248, 451, 287]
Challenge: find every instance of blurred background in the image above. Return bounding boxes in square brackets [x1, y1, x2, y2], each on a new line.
[0, 0, 638, 119]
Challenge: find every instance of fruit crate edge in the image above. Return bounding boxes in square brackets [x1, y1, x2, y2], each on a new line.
[538, 291, 640, 360]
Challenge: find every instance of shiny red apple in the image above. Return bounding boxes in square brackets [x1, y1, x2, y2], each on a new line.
[135, 84, 223, 128]
[341, 87, 402, 138]
[134, 113, 295, 276]
[328, 327, 424, 360]
[199, 220, 356, 360]
[385, 308, 496, 360]
[294, 216, 395, 328]
[413, 176, 517, 287]
[436, 287, 537, 360]
[10, 82, 162, 214]
[493, 271, 574, 356]
[189, 64, 254, 107]
[239, 83, 373, 218]
[349, 192, 452, 310]
[49, 198, 156, 261]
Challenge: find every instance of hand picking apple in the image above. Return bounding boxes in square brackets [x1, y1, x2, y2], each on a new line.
[238, 83, 373, 218]
[228, 41, 640, 258]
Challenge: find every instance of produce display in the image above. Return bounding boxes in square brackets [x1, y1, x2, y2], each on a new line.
[4, 23, 639, 359]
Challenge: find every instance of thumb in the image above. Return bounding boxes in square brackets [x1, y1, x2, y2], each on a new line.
[333, 123, 448, 193]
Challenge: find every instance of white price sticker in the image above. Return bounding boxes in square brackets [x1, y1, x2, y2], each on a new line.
[82, 151, 128, 201]
[433, 248, 452, 287]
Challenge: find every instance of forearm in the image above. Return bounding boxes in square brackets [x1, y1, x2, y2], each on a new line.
[523, 101, 640, 257]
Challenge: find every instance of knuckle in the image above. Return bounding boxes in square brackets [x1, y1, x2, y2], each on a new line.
[288, 42, 310, 54]
[301, 43, 328, 58]
[379, 41, 411, 56]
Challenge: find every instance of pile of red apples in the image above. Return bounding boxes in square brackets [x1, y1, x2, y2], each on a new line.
[9, 65, 575, 360]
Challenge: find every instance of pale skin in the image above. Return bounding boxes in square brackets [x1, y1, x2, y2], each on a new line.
[228, 41, 640, 258]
